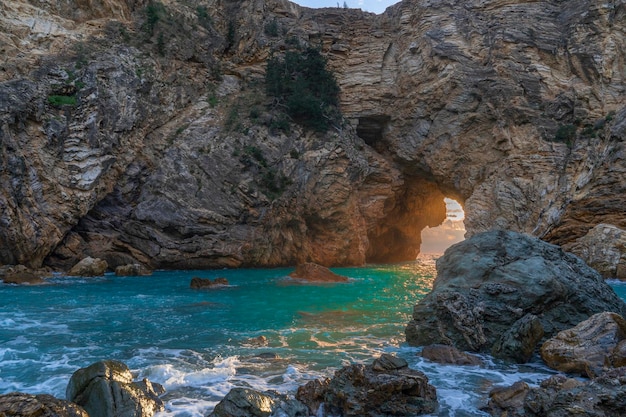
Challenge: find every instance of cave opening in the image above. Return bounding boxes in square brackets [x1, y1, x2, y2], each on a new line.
[420, 198, 466, 255]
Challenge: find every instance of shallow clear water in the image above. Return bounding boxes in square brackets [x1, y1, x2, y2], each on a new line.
[2, 262, 625, 416]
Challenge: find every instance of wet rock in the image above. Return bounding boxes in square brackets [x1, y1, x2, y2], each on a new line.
[421, 344, 484, 366]
[405, 230, 626, 363]
[66, 360, 165, 417]
[0, 392, 88, 417]
[115, 264, 152, 276]
[296, 353, 437, 416]
[0, 265, 51, 285]
[483, 381, 530, 417]
[288, 263, 348, 283]
[68, 257, 108, 277]
[208, 388, 308, 417]
[189, 277, 229, 289]
[540, 312, 626, 377]
[485, 368, 626, 416]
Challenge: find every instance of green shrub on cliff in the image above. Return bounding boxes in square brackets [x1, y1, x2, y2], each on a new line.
[265, 47, 340, 131]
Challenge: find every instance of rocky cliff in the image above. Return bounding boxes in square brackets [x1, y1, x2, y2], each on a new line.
[1, 0, 624, 271]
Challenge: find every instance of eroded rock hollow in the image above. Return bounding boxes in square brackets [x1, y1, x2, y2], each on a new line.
[0, 0, 624, 270]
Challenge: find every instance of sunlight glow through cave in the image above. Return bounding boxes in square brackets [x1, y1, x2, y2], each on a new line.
[420, 198, 465, 255]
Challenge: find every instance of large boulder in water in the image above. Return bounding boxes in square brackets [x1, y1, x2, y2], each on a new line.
[66, 360, 165, 417]
[405, 230, 626, 363]
[0, 392, 88, 417]
[68, 257, 108, 277]
[288, 263, 348, 282]
[540, 311, 626, 377]
[296, 354, 437, 416]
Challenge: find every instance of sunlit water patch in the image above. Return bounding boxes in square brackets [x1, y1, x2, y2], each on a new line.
[1, 262, 623, 416]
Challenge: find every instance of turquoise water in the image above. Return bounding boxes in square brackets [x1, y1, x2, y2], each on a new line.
[2, 262, 625, 416]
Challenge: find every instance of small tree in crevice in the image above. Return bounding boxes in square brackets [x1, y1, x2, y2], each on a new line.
[265, 47, 340, 132]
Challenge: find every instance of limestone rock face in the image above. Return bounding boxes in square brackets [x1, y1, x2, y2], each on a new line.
[0, 392, 88, 417]
[296, 353, 437, 416]
[0, 0, 625, 269]
[405, 230, 626, 362]
[66, 360, 165, 417]
[564, 224, 626, 280]
[540, 312, 626, 377]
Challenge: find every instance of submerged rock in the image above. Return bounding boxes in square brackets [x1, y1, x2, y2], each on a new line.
[66, 360, 165, 417]
[189, 277, 229, 289]
[296, 353, 437, 416]
[68, 257, 108, 277]
[405, 230, 626, 362]
[540, 312, 626, 377]
[0, 392, 88, 417]
[288, 263, 348, 283]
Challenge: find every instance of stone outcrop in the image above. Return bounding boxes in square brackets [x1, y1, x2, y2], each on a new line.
[564, 224, 626, 280]
[288, 262, 349, 282]
[68, 257, 108, 277]
[484, 370, 626, 417]
[405, 230, 626, 362]
[540, 312, 626, 377]
[189, 277, 229, 289]
[0, 392, 88, 417]
[296, 353, 437, 416]
[0, 265, 52, 285]
[66, 360, 165, 417]
[115, 264, 151, 276]
[0, 0, 624, 269]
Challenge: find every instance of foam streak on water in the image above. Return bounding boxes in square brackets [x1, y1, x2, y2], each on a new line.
[2, 263, 624, 416]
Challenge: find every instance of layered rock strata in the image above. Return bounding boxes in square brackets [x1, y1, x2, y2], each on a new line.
[0, 0, 624, 269]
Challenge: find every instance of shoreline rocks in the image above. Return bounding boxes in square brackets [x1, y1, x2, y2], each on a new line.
[115, 264, 152, 277]
[405, 230, 626, 362]
[296, 353, 437, 416]
[540, 312, 626, 377]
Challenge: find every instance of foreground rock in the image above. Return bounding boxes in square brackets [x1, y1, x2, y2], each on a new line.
[208, 388, 308, 417]
[68, 257, 108, 277]
[189, 277, 229, 289]
[485, 369, 626, 416]
[0, 392, 88, 417]
[115, 264, 152, 277]
[66, 360, 165, 417]
[296, 354, 437, 416]
[421, 344, 484, 366]
[406, 230, 626, 362]
[540, 312, 626, 377]
[288, 263, 348, 283]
